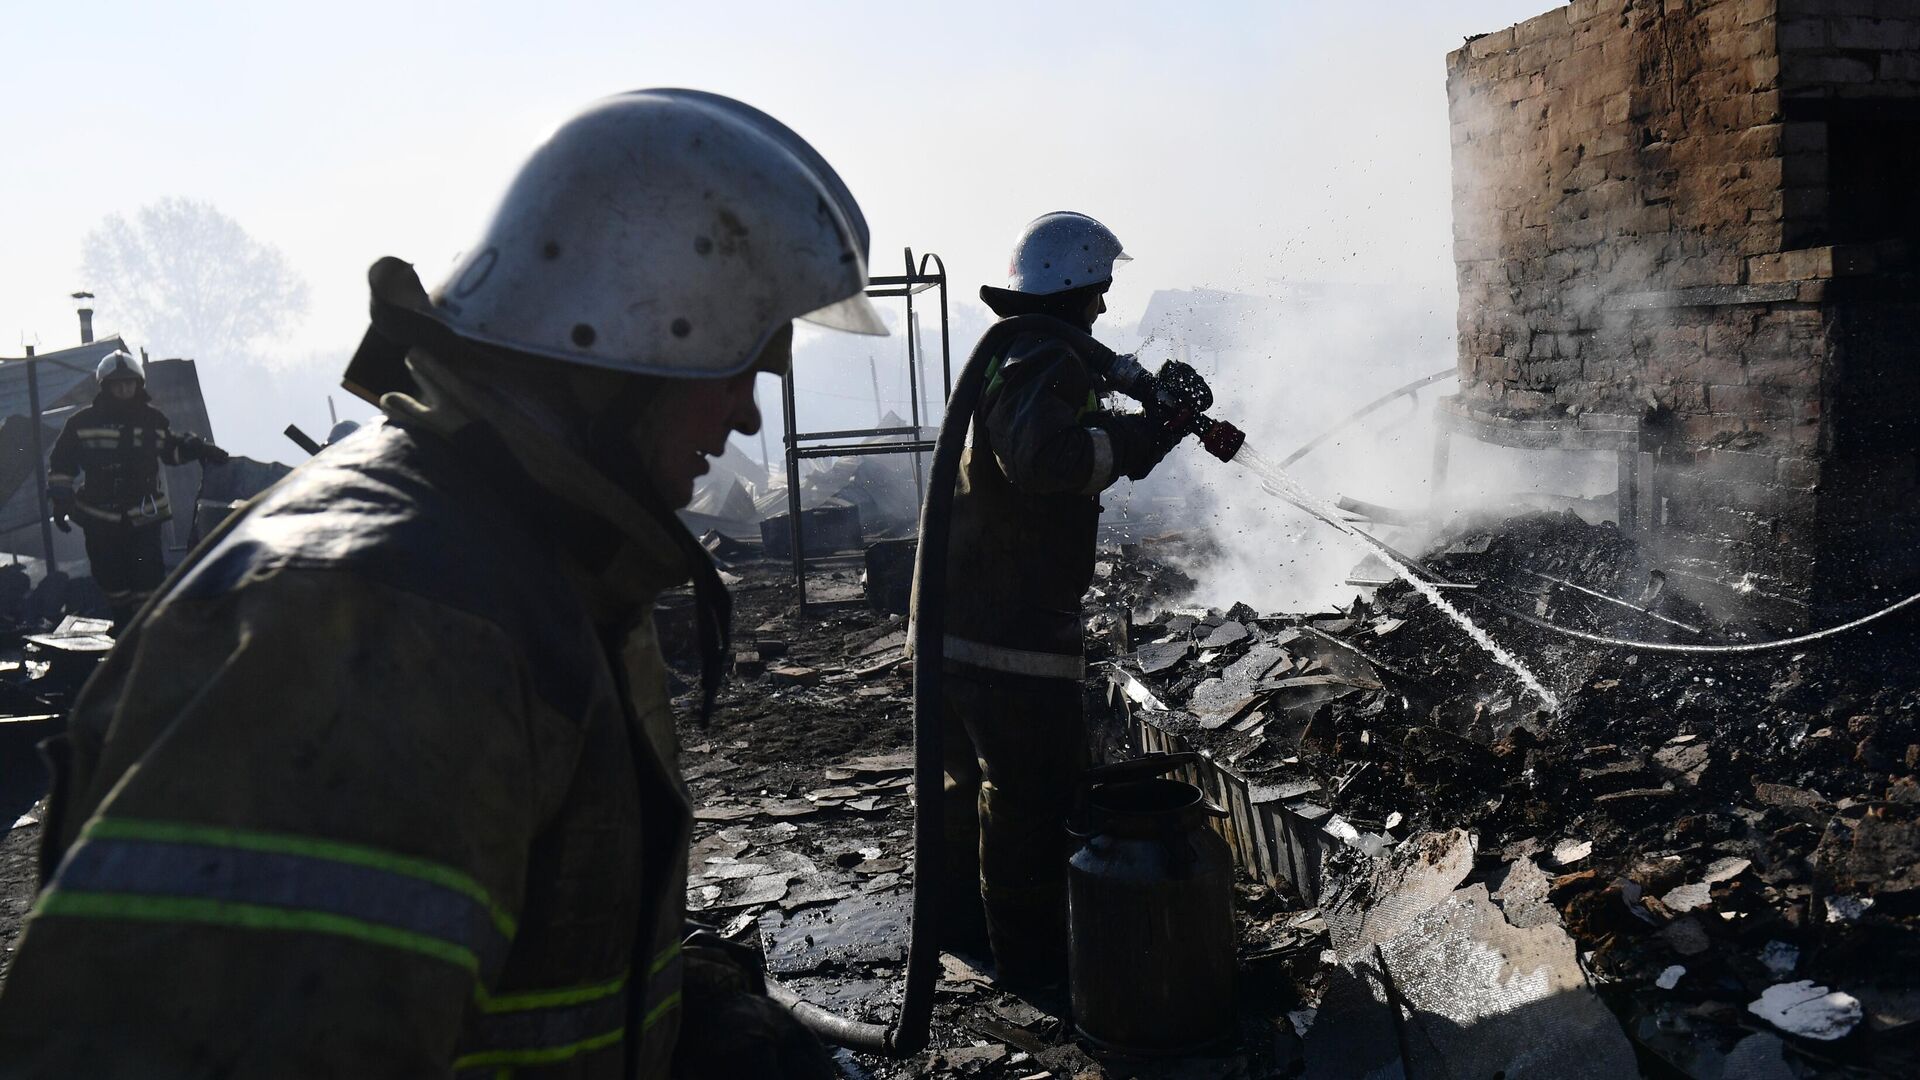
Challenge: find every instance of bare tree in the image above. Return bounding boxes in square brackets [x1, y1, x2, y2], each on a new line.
[80, 197, 309, 360]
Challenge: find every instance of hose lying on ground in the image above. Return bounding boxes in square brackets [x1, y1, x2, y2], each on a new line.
[1300, 484, 1920, 658]
[1459, 587, 1920, 655]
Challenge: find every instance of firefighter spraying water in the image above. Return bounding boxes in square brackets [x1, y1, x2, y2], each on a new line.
[1095, 342, 1561, 709]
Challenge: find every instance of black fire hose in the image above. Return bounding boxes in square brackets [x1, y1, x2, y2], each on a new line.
[766, 315, 1062, 1054]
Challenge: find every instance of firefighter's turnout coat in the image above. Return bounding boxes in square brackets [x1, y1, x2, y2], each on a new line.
[945, 316, 1126, 681]
[47, 388, 213, 527]
[0, 353, 699, 1078]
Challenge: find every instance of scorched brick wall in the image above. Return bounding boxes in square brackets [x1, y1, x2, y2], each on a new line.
[1446, 0, 1920, 621]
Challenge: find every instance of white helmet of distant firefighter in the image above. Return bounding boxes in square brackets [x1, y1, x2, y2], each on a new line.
[1001, 211, 1130, 297]
[94, 350, 143, 387]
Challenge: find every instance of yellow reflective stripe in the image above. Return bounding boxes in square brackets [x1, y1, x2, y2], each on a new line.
[82, 817, 516, 939]
[46, 473, 73, 484]
[642, 990, 682, 1031]
[36, 892, 481, 975]
[450, 1025, 626, 1071]
[475, 971, 628, 1014]
[459, 970, 631, 1071]
[983, 356, 1008, 400]
[649, 940, 681, 976]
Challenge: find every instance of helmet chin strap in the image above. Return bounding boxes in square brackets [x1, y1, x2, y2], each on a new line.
[586, 381, 734, 727]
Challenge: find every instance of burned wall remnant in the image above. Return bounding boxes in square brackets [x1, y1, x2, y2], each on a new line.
[1444, 0, 1920, 622]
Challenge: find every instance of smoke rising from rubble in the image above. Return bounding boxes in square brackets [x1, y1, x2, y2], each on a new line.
[1127, 285, 1444, 612]
[1234, 442, 1561, 708]
[1127, 66, 1690, 621]
[1110, 282, 1565, 615]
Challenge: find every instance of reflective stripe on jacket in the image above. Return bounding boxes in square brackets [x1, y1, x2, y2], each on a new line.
[942, 634, 1087, 680]
[46, 395, 209, 523]
[0, 358, 699, 1078]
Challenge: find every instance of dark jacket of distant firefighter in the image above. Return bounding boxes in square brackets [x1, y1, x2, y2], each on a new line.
[46, 386, 220, 528]
[0, 355, 695, 1079]
[944, 317, 1169, 678]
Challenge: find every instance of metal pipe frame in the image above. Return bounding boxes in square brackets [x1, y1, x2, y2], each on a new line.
[780, 248, 953, 611]
[792, 441, 938, 460]
[801, 425, 922, 442]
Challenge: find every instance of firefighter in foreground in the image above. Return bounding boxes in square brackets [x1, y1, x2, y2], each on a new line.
[46, 350, 228, 627]
[943, 212, 1199, 990]
[0, 89, 883, 1078]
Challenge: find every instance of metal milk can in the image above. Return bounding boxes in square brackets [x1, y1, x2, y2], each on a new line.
[1067, 752, 1237, 1055]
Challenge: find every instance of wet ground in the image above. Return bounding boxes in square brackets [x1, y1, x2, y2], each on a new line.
[681, 560, 1312, 1078]
[4, 519, 1916, 1076]
[1103, 512, 1920, 1077]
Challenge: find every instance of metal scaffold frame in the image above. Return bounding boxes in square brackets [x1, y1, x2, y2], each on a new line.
[779, 248, 952, 611]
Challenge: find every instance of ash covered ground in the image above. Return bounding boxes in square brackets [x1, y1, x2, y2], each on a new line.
[1, 514, 1916, 1077]
[675, 555, 1302, 1079]
[1094, 511, 1920, 1078]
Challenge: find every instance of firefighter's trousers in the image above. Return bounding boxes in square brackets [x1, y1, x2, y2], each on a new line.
[942, 662, 1087, 989]
[80, 519, 164, 627]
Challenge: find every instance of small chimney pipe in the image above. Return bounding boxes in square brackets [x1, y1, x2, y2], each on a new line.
[71, 291, 96, 345]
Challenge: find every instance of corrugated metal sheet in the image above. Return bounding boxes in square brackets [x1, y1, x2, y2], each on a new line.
[0, 336, 127, 420]
[0, 337, 110, 554]
[138, 358, 215, 555]
[0, 413, 64, 536]
[0, 343, 224, 565]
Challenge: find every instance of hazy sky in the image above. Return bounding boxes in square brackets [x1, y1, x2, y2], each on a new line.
[2, 0, 1556, 455]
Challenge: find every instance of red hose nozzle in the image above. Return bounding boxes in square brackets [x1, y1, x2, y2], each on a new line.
[1199, 420, 1244, 462]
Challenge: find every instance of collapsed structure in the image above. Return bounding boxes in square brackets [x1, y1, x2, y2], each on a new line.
[687, 8, 1920, 1072]
[4, 6, 1918, 1077]
[1441, 0, 1920, 624]
[0, 332, 289, 622]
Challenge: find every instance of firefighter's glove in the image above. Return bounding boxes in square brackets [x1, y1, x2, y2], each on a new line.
[1144, 359, 1212, 435]
[51, 513, 70, 534]
[198, 442, 231, 465]
[681, 929, 766, 995]
[675, 930, 835, 1080]
[1103, 413, 1177, 482]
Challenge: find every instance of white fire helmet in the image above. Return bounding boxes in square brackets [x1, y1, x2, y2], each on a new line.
[431, 89, 886, 379]
[1002, 211, 1130, 296]
[95, 350, 144, 387]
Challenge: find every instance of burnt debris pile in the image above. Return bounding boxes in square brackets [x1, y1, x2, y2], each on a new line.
[1102, 511, 1920, 1076]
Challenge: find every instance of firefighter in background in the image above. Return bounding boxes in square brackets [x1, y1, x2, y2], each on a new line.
[46, 350, 228, 627]
[322, 418, 362, 447]
[0, 90, 882, 1078]
[943, 212, 1190, 990]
